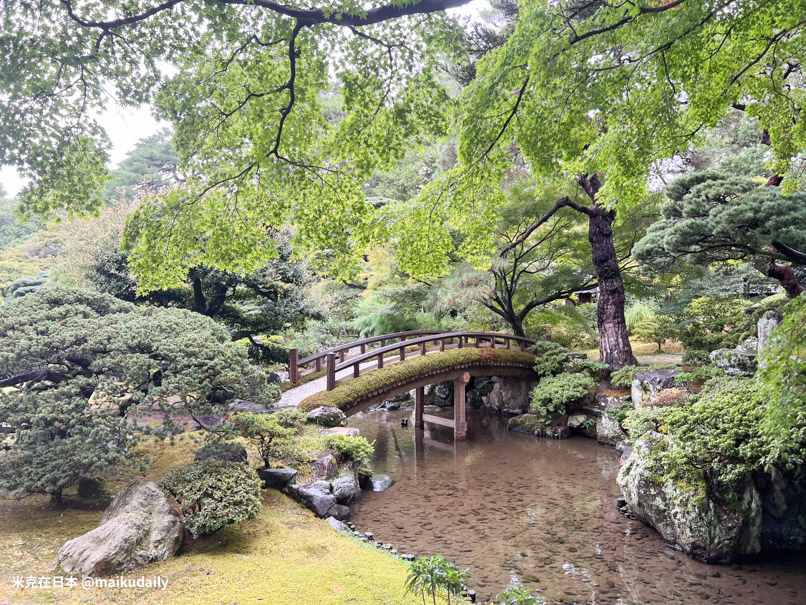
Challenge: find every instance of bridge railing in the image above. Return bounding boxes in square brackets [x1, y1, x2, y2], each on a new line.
[289, 331, 535, 390]
[289, 330, 443, 383]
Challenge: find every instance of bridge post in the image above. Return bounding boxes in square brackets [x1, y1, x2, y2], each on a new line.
[439, 338, 445, 352]
[399, 346, 405, 362]
[414, 386, 424, 429]
[326, 353, 336, 391]
[315, 356, 322, 371]
[453, 372, 469, 441]
[290, 348, 299, 384]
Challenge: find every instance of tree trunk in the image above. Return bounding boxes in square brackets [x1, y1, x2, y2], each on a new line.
[765, 260, 805, 298]
[588, 206, 638, 370]
[50, 489, 63, 506]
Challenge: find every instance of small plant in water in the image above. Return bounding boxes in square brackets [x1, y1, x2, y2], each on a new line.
[494, 584, 543, 605]
[404, 554, 470, 605]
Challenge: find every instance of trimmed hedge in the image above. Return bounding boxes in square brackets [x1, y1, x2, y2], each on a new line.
[298, 347, 536, 412]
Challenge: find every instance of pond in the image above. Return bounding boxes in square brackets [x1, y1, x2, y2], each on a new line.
[347, 408, 806, 604]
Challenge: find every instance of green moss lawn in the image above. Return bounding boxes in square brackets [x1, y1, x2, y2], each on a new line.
[0, 433, 437, 605]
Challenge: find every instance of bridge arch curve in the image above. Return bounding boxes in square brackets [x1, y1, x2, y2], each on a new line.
[292, 331, 539, 440]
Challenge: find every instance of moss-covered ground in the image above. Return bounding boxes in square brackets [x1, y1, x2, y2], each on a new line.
[298, 347, 536, 413]
[0, 433, 436, 605]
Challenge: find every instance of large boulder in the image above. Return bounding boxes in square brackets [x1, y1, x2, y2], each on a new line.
[370, 474, 393, 492]
[710, 348, 757, 377]
[228, 399, 273, 414]
[327, 503, 351, 521]
[331, 476, 362, 504]
[54, 482, 183, 577]
[257, 467, 298, 489]
[194, 442, 248, 464]
[596, 413, 627, 447]
[631, 369, 682, 407]
[193, 414, 226, 430]
[617, 432, 762, 562]
[306, 406, 347, 428]
[326, 516, 351, 533]
[757, 310, 782, 357]
[313, 452, 339, 481]
[286, 481, 336, 517]
[486, 377, 540, 416]
[755, 465, 806, 550]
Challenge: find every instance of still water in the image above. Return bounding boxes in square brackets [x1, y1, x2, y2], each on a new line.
[348, 408, 806, 604]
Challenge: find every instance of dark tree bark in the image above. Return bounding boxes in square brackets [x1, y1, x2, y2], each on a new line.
[765, 260, 805, 298]
[588, 205, 638, 369]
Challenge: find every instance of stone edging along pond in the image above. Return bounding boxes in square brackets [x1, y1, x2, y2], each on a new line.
[298, 348, 537, 413]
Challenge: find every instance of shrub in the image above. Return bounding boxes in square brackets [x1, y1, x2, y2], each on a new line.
[674, 364, 723, 388]
[530, 340, 569, 376]
[632, 314, 676, 351]
[230, 413, 299, 467]
[404, 554, 469, 605]
[531, 373, 596, 423]
[323, 434, 374, 466]
[0, 287, 270, 504]
[160, 461, 263, 538]
[622, 406, 672, 439]
[648, 388, 687, 407]
[496, 584, 543, 605]
[608, 402, 634, 426]
[271, 408, 306, 428]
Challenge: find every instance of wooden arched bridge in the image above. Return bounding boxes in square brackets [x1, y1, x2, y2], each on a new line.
[288, 331, 539, 440]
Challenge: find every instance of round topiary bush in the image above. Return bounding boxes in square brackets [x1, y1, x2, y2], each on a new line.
[160, 461, 263, 538]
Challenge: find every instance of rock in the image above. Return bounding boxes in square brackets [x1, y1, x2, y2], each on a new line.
[77, 478, 103, 500]
[431, 381, 454, 407]
[193, 413, 226, 430]
[318, 427, 360, 438]
[507, 414, 542, 434]
[286, 482, 336, 517]
[631, 369, 682, 407]
[615, 441, 634, 465]
[266, 372, 282, 384]
[257, 467, 298, 489]
[327, 503, 351, 521]
[467, 376, 495, 409]
[755, 465, 806, 550]
[377, 392, 413, 410]
[486, 377, 541, 415]
[370, 474, 393, 492]
[326, 516, 351, 533]
[757, 310, 783, 357]
[739, 336, 759, 355]
[596, 413, 627, 447]
[194, 442, 248, 464]
[710, 348, 757, 377]
[313, 453, 339, 481]
[228, 399, 273, 414]
[54, 482, 183, 577]
[306, 406, 347, 428]
[331, 476, 361, 504]
[595, 392, 631, 410]
[567, 413, 596, 438]
[617, 432, 761, 562]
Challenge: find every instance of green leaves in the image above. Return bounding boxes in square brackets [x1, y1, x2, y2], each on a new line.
[160, 460, 263, 538]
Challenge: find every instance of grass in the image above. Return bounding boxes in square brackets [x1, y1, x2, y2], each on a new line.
[583, 338, 684, 364]
[298, 347, 536, 413]
[0, 434, 437, 605]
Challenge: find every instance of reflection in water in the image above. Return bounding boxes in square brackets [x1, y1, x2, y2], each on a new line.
[348, 409, 806, 604]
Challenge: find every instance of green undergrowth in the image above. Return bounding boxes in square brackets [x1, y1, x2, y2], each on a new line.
[298, 348, 535, 412]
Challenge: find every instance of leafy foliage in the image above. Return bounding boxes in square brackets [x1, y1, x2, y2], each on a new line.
[634, 172, 806, 294]
[160, 461, 262, 538]
[631, 315, 676, 352]
[99, 129, 179, 200]
[322, 434, 374, 467]
[404, 554, 469, 605]
[230, 412, 302, 468]
[0, 286, 271, 503]
[758, 294, 806, 467]
[495, 584, 543, 605]
[530, 340, 569, 377]
[530, 374, 596, 423]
